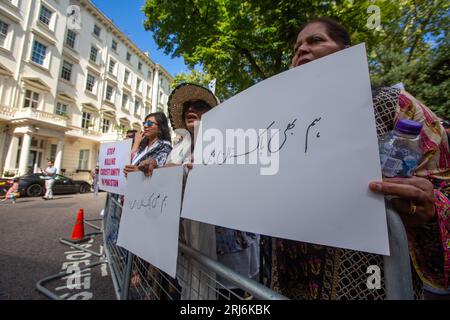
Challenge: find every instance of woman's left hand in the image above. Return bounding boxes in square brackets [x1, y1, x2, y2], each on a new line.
[369, 177, 436, 228]
[123, 165, 140, 178]
[138, 158, 157, 177]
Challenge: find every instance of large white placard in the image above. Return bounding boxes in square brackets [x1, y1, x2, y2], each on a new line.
[182, 44, 389, 255]
[98, 139, 132, 195]
[117, 167, 184, 278]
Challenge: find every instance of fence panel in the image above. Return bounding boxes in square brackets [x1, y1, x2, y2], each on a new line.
[102, 193, 413, 300]
[102, 193, 132, 300]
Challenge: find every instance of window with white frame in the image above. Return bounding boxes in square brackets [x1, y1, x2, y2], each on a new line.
[136, 78, 142, 92]
[108, 58, 116, 75]
[50, 144, 57, 162]
[105, 84, 114, 101]
[81, 112, 92, 129]
[126, 51, 131, 62]
[102, 119, 111, 133]
[122, 93, 129, 109]
[55, 102, 68, 116]
[61, 60, 73, 82]
[31, 40, 47, 66]
[111, 39, 118, 51]
[39, 5, 53, 27]
[93, 24, 101, 37]
[89, 45, 98, 64]
[23, 90, 39, 108]
[85, 73, 96, 93]
[0, 20, 9, 49]
[124, 70, 130, 85]
[138, 61, 142, 71]
[134, 100, 140, 114]
[65, 30, 77, 49]
[6, 0, 19, 7]
[78, 149, 90, 170]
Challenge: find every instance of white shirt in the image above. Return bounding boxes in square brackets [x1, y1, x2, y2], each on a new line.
[44, 166, 57, 180]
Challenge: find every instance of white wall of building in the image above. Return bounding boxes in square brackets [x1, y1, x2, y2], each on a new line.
[0, 0, 173, 180]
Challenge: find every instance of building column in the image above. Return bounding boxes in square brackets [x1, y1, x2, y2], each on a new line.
[4, 134, 19, 172]
[0, 125, 8, 173]
[0, 76, 5, 104]
[54, 139, 64, 174]
[18, 132, 32, 176]
[151, 65, 160, 113]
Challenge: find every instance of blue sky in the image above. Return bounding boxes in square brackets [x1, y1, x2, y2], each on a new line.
[91, 0, 189, 77]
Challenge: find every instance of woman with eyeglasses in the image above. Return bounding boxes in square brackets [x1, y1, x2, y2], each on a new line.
[123, 112, 173, 176]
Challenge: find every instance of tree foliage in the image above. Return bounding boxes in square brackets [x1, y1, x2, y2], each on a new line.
[143, 0, 449, 118]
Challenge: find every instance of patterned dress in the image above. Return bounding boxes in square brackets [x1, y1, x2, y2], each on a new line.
[131, 139, 173, 167]
[264, 87, 450, 300]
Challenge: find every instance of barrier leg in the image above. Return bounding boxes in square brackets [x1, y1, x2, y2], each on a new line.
[85, 218, 102, 231]
[59, 237, 103, 257]
[102, 239, 124, 300]
[36, 258, 107, 300]
[383, 207, 414, 300]
[120, 252, 133, 300]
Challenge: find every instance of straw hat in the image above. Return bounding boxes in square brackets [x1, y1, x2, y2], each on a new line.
[168, 83, 220, 130]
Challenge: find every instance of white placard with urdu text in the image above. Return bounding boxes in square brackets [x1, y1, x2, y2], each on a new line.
[182, 44, 389, 255]
[117, 167, 184, 278]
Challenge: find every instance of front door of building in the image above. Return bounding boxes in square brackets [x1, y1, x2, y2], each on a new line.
[28, 150, 42, 174]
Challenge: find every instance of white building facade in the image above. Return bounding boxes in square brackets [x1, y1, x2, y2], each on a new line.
[0, 0, 172, 183]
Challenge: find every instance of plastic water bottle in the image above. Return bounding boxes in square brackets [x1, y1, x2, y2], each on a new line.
[379, 119, 423, 178]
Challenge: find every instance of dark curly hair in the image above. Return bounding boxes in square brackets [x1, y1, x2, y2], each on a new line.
[138, 112, 172, 151]
[300, 17, 352, 48]
[145, 112, 171, 140]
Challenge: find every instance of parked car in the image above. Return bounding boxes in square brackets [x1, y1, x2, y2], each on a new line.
[0, 174, 92, 197]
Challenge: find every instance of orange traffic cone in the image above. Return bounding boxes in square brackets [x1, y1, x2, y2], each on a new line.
[71, 209, 85, 240]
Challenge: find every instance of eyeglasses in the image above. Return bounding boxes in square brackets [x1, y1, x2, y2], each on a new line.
[143, 120, 157, 127]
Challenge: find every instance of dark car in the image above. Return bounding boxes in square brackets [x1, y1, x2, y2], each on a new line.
[0, 174, 92, 197]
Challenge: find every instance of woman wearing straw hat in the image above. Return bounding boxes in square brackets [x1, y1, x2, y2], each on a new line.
[132, 83, 220, 299]
[166, 83, 220, 299]
[162, 83, 259, 300]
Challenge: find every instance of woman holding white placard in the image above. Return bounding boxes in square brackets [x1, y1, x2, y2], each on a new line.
[139, 83, 260, 299]
[262, 17, 449, 300]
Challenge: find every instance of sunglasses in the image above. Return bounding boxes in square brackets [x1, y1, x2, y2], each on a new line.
[143, 120, 157, 127]
[182, 101, 212, 118]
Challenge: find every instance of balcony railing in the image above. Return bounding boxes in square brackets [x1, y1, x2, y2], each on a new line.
[66, 127, 103, 140]
[100, 131, 125, 142]
[13, 108, 67, 127]
[0, 105, 15, 120]
[67, 129, 125, 142]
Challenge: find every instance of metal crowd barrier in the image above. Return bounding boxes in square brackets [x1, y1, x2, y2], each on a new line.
[383, 207, 414, 299]
[36, 192, 413, 300]
[102, 193, 414, 300]
[102, 193, 286, 300]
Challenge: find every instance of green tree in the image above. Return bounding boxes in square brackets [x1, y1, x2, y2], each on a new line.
[171, 69, 231, 102]
[369, 0, 450, 118]
[143, 0, 449, 117]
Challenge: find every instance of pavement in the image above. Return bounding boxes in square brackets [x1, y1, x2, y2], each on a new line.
[0, 192, 116, 300]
